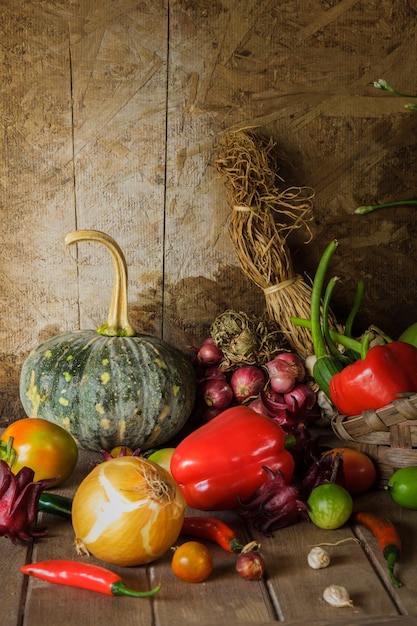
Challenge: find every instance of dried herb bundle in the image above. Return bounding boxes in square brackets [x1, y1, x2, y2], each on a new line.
[210, 309, 285, 366]
[215, 128, 333, 359]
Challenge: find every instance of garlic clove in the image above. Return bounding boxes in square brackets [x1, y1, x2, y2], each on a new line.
[323, 584, 353, 608]
[307, 546, 330, 569]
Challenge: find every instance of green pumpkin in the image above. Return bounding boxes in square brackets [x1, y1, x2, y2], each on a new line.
[19, 230, 196, 452]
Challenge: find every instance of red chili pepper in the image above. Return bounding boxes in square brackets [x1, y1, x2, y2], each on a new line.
[170, 406, 294, 510]
[20, 560, 161, 597]
[353, 511, 402, 588]
[181, 516, 245, 553]
[329, 341, 417, 415]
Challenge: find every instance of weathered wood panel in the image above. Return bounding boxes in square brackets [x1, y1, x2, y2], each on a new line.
[1, 0, 417, 424]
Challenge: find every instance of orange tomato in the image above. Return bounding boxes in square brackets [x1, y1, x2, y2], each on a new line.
[1, 418, 78, 487]
[171, 541, 213, 583]
[322, 447, 376, 494]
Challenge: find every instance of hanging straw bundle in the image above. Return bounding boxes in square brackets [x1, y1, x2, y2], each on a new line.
[215, 128, 336, 359]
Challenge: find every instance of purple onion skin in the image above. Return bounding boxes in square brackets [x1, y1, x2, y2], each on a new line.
[236, 551, 266, 581]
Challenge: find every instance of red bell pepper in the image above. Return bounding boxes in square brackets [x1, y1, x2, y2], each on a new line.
[329, 341, 417, 416]
[170, 406, 294, 510]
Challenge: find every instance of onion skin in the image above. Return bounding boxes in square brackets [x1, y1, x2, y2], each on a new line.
[265, 353, 305, 394]
[236, 551, 266, 580]
[72, 456, 186, 567]
[197, 339, 223, 366]
[202, 378, 233, 409]
[230, 365, 266, 403]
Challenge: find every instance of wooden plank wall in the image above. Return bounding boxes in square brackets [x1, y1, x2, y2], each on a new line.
[1, 0, 416, 425]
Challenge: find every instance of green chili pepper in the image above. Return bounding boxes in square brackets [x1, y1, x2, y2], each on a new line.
[38, 493, 73, 519]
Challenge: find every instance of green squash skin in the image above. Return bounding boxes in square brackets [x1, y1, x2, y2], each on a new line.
[19, 330, 196, 452]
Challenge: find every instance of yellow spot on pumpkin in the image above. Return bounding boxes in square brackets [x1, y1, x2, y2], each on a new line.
[59, 397, 69, 407]
[154, 358, 167, 369]
[66, 354, 74, 362]
[63, 372, 71, 382]
[95, 404, 105, 415]
[26, 370, 41, 416]
[62, 417, 71, 429]
[44, 350, 52, 358]
[100, 372, 110, 385]
[173, 385, 180, 396]
[159, 405, 170, 421]
[102, 358, 109, 366]
[100, 418, 110, 430]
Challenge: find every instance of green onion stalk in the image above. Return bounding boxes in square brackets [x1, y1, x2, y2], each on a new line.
[356, 79, 417, 214]
[298, 240, 345, 397]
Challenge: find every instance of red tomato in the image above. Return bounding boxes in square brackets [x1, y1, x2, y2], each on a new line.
[1, 418, 78, 487]
[171, 541, 213, 583]
[322, 447, 376, 494]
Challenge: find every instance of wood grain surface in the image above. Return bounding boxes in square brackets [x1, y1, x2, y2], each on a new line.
[5, 446, 416, 626]
[1, 0, 417, 424]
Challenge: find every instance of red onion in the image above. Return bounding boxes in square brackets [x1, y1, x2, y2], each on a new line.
[197, 338, 224, 367]
[236, 550, 266, 581]
[201, 406, 224, 422]
[265, 352, 305, 394]
[284, 383, 316, 415]
[260, 387, 288, 414]
[247, 396, 272, 416]
[230, 365, 266, 403]
[203, 366, 227, 381]
[202, 378, 233, 409]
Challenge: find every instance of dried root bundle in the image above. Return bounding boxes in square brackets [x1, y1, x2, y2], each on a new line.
[215, 128, 334, 359]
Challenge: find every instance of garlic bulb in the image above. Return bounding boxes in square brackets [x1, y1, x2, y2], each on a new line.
[323, 584, 353, 608]
[307, 546, 330, 569]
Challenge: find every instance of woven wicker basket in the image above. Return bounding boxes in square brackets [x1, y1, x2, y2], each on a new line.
[330, 394, 417, 487]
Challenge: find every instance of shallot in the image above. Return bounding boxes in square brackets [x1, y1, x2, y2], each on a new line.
[265, 352, 305, 394]
[230, 365, 266, 403]
[283, 384, 316, 415]
[197, 338, 224, 367]
[202, 378, 233, 409]
[236, 550, 266, 581]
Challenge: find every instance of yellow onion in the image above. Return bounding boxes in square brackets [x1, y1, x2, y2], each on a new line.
[72, 456, 186, 567]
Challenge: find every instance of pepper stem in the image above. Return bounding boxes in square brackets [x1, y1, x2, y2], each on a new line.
[65, 230, 136, 338]
[385, 551, 402, 588]
[111, 581, 161, 597]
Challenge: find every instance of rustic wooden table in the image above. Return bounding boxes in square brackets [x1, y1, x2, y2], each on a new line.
[3, 448, 417, 626]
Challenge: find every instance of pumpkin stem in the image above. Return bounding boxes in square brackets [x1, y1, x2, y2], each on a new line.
[65, 230, 136, 337]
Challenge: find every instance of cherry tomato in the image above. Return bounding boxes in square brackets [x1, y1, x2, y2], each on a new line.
[171, 541, 213, 583]
[386, 466, 417, 510]
[1, 418, 78, 487]
[307, 483, 353, 529]
[322, 447, 376, 494]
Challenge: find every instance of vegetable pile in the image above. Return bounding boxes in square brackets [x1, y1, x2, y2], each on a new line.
[4, 225, 417, 605]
